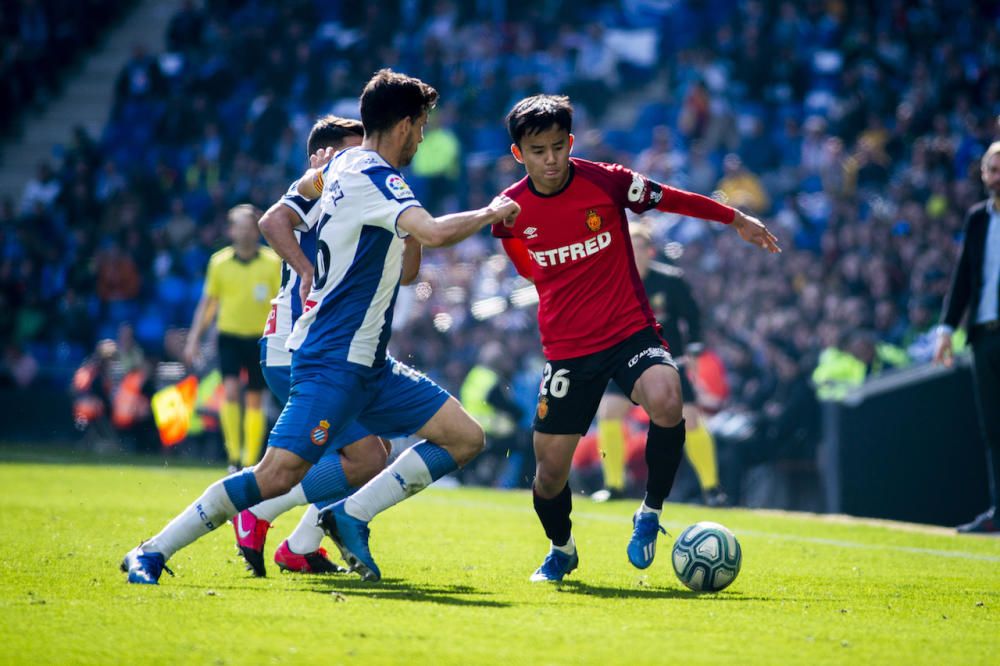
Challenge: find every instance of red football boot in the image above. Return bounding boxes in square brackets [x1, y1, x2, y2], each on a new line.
[274, 539, 347, 574]
[232, 510, 271, 577]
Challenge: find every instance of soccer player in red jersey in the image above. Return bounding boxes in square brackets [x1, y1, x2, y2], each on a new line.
[493, 95, 780, 582]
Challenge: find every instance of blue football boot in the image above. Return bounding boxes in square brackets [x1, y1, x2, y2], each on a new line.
[529, 547, 579, 582]
[627, 510, 666, 569]
[120, 544, 173, 584]
[317, 501, 381, 582]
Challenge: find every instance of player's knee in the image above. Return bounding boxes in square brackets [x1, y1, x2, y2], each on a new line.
[452, 421, 485, 466]
[355, 437, 388, 482]
[222, 378, 241, 402]
[254, 460, 306, 499]
[647, 395, 683, 428]
[533, 464, 567, 497]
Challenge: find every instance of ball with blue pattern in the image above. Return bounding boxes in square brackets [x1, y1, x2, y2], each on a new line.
[671, 521, 742, 592]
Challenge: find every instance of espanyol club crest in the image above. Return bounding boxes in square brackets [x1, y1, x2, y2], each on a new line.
[585, 209, 603, 232]
[310, 419, 330, 446]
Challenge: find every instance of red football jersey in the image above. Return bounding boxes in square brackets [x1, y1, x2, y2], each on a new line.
[493, 158, 733, 360]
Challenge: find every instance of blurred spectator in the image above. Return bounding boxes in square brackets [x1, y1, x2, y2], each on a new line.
[95, 241, 141, 304]
[71, 339, 118, 449]
[20, 162, 60, 213]
[459, 340, 526, 487]
[114, 44, 166, 106]
[716, 153, 770, 214]
[717, 339, 820, 507]
[411, 104, 461, 212]
[116, 322, 144, 374]
[635, 125, 685, 185]
[0, 342, 38, 388]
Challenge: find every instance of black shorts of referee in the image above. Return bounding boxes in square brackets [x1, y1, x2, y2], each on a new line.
[217, 333, 266, 390]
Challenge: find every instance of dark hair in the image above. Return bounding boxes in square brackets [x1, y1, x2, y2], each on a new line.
[306, 115, 364, 157]
[505, 94, 573, 146]
[360, 69, 438, 134]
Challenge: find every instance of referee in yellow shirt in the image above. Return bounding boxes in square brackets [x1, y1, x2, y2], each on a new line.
[184, 204, 281, 470]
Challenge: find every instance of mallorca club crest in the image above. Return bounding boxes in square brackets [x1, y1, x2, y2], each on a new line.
[310, 419, 330, 446]
[536, 396, 549, 420]
[585, 209, 603, 232]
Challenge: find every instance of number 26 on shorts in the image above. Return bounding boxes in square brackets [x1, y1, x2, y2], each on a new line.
[541, 364, 571, 399]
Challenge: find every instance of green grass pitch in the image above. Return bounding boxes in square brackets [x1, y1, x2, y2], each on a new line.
[1, 457, 998, 665]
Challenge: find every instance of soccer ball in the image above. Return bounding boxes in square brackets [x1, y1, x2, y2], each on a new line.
[671, 521, 742, 592]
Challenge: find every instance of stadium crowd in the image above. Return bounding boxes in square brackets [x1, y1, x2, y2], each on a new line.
[0, 0, 134, 135]
[3, 0, 1000, 499]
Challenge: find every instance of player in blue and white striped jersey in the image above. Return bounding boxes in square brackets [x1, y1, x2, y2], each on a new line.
[230, 116, 420, 577]
[122, 71, 520, 584]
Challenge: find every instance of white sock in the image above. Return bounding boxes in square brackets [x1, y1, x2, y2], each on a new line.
[344, 446, 433, 522]
[286, 505, 325, 554]
[250, 484, 308, 523]
[639, 502, 662, 518]
[144, 479, 237, 560]
[553, 534, 576, 555]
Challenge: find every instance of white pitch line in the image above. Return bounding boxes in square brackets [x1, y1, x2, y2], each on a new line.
[419, 494, 1000, 563]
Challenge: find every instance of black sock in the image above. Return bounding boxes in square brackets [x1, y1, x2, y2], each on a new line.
[533, 483, 572, 547]
[644, 419, 686, 510]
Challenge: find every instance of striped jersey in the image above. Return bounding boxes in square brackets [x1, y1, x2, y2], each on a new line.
[260, 179, 321, 367]
[286, 147, 423, 366]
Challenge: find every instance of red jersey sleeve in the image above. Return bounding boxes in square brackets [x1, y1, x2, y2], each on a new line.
[595, 161, 735, 224]
[500, 237, 533, 279]
[491, 221, 515, 238]
[656, 185, 735, 223]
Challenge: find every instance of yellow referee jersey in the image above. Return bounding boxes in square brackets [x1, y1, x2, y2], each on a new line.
[203, 246, 281, 337]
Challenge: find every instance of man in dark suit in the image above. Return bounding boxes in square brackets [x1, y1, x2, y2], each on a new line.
[935, 141, 1000, 534]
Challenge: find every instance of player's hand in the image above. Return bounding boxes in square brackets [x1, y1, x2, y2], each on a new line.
[732, 211, 781, 253]
[932, 331, 954, 367]
[309, 146, 336, 170]
[489, 194, 520, 227]
[298, 265, 314, 309]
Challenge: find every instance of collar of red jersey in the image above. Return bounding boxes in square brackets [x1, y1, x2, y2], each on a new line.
[527, 161, 576, 199]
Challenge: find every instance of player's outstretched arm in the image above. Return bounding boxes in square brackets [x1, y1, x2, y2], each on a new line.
[731, 210, 781, 253]
[648, 181, 779, 253]
[397, 194, 520, 248]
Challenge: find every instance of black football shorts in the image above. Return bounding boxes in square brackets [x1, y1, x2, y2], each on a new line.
[532, 327, 679, 435]
[218, 333, 266, 390]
